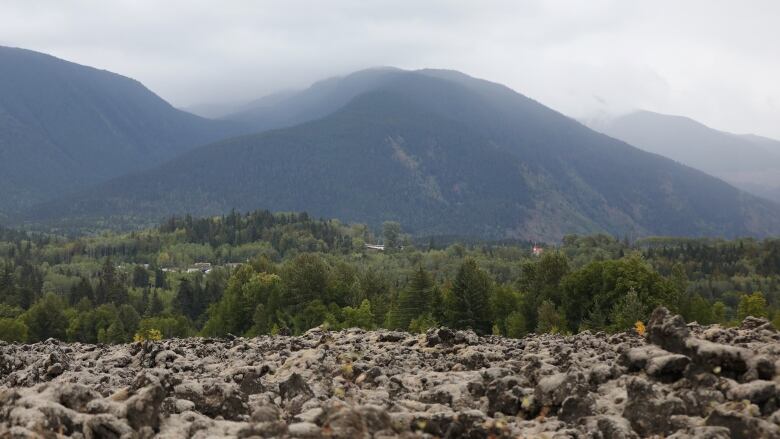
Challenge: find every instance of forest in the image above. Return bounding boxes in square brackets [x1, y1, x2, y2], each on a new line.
[0, 209, 778, 343]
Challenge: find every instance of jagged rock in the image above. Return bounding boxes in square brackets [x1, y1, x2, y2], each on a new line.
[559, 394, 595, 424]
[727, 380, 777, 405]
[623, 377, 686, 436]
[594, 415, 639, 439]
[279, 372, 314, 401]
[55, 383, 100, 413]
[740, 316, 773, 331]
[1, 309, 779, 438]
[705, 402, 780, 439]
[535, 371, 587, 407]
[124, 382, 165, 431]
[425, 327, 456, 346]
[645, 353, 691, 381]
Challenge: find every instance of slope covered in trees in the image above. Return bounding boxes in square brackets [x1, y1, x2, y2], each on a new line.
[592, 110, 780, 202]
[28, 69, 780, 241]
[0, 46, 243, 213]
[1, 211, 779, 344]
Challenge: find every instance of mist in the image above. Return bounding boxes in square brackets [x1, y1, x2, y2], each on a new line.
[1, 0, 779, 138]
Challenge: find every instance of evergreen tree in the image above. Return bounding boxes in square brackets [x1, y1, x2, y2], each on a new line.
[0, 262, 16, 306]
[132, 266, 150, 288]
[148, 290, 164, 316]
[154, 267, 166, 289]
[23, 293, 69, 342]
[68, 277, 94, 306]
[174, 278, 197, 319]
[448, 259, 492, 334]
[536, 300, 564, 334]
[389, 266, 433, 330]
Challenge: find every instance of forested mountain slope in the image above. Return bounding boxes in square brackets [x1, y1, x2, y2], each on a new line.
[26, 69, 780, 241]
[0, 46, 242, 212]
[592, 110, 780, 202]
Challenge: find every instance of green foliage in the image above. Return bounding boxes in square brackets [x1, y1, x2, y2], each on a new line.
[340, 300, 375, 330]
[447, 259, 492, 334]
[737, 292, 769, 320]
[505, 311, 526, 338]
[0, 318, 28, 342]
[560, 255, 672, 332]
[518, 251, 569, 333]
[1, 209, 779, 345]
[408, 313, 437, 333]
[388, 266, 433, 330]
[23, 293, 69, 342]
[536, 300, 565, 334]
[138, 316, 193, 339]
[609, 288, 646, 332]
[382, 221, 402, 250]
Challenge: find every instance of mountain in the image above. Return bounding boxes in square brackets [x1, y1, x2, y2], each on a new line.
[26, 69, 780, 241]
[223, 67, 408, 131]
[0, 46, 243, 213]
[591, 111, 780, 202]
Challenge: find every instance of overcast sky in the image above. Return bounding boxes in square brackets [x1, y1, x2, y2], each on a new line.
[2, 0, 779, 138]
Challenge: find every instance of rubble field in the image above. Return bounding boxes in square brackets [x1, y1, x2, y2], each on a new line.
[1, 308, 780, 438]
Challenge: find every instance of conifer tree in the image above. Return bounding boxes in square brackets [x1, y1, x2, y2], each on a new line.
[448, 259, 492, 334]
[389, 266, 433, 330]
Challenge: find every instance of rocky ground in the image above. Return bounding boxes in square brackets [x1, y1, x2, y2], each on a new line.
[1, 308, 780, 438]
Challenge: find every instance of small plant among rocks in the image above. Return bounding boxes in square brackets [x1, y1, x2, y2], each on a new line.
[133, 328, 162, 343]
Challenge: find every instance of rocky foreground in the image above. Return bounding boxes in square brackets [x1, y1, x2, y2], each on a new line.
[1, 309, 780, 438]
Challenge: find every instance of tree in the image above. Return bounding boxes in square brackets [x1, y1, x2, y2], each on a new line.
[202, 266, 283, 337]
[23, 293, 69, 342]
[154, 267, 166, 289]
[340, 299, 375, 330]
[382, 221, 402, 250]
[282, 254, 330, 315]
[359, 269, 391, 326]
[737, 292, 769, 320]
[609, 288, 646, 332]
[96, 257, 128, 305]
[536, 300, 564, 334]
[102, 320, 126, 344]
[490, 286, 521, 336]
[448, 259, 492, 334]
[505, 311, 526, 338]
[518, 251, 569, 333]
[68, 277, 94, 306]
[174, 278, 197, 320]
[669, 262, 688, 314]
[0, 262, 17, 306]
[388, 266, 433, 330]
[560, 255, 672, 332]
[148, 290, 164, 316]
[0, 318, 27, 342]
[132, 266, 150, 288]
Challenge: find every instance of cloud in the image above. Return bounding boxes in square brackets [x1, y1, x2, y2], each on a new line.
[1, 0, 778, 138]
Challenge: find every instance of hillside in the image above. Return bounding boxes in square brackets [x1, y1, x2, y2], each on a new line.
[0, 46, 242, 212]
[592, 111, 780, 202]
[26, 69, 780, 241]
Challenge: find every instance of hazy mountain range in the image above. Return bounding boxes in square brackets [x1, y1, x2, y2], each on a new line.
[0, 46, 244, 214]
[590, 111, 780, 203]
[3, 46, 780, 241]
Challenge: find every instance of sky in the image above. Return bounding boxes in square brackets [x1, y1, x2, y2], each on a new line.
[2, 0, 779, 138]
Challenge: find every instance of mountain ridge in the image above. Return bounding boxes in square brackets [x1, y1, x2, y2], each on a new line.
[590, 110, 780, 202]
[24, 68, 780, 241]
[0, 45, 245, 212]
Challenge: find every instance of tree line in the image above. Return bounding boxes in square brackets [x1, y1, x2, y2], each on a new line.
[0, 211, 778, 343]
